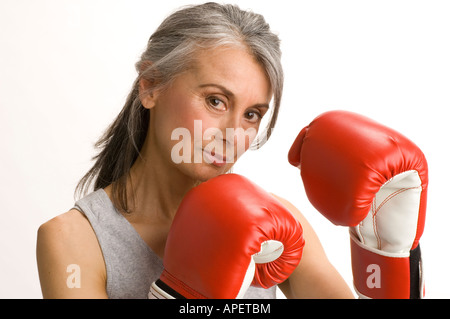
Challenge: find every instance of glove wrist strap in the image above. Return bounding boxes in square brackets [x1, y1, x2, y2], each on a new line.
[350, 233, 424, 299]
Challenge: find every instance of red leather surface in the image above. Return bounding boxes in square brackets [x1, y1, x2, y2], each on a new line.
[162, 174, 305, 298]
[288, 110, 427, 250]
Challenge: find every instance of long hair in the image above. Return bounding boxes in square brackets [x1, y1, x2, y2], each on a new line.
[75, 2, 284, 212]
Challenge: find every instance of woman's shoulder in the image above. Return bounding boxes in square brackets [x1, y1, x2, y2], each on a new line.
[36, 210, 107, 298]
[270, 193, 304, 221]
[36, 209, 102, 271]
[37, 208, 104, 266]
[37, 209, 92, 242]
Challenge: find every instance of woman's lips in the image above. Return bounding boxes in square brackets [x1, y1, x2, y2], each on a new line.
[202, 149, 229, 167]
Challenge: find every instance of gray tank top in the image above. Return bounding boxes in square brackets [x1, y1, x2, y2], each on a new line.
[73, 189, 277, 299]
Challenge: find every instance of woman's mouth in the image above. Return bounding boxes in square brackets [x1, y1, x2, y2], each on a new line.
[202, 149, 229, 167]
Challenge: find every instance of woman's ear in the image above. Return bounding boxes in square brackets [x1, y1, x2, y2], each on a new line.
[138, 60, 161, 110]
[139, 77, 159, 110]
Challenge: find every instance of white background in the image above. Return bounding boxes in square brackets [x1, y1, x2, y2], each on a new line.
[1, 0, 449, 298]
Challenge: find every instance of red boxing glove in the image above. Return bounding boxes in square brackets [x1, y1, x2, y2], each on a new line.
[288, 110, 428, 299]
[149, 174, 305, 299]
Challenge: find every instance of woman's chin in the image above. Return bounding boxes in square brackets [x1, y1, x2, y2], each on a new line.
[180, 161, 234, 183]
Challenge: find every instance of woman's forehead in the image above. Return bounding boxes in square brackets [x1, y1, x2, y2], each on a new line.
[187, 46, 272, 99]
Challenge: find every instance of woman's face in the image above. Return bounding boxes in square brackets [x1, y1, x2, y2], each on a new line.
[145, 46, 272, 181]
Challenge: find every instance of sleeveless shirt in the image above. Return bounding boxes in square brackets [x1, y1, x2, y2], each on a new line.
[73, 189, 277, 299]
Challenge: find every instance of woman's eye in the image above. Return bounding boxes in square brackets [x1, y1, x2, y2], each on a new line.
[207, 96, 226, 110]
[245, 111, 262, 123]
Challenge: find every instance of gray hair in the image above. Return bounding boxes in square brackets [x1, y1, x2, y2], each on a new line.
[77, 2, 284, 212]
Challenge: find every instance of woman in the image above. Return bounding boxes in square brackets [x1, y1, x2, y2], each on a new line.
[36, 2, 354, 299]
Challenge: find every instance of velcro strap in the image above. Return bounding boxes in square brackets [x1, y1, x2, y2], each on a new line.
[350, 234, 411, 299]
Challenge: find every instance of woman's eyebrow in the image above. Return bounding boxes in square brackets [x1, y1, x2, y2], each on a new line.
[198, 83, 234, 97]
[253, 103, 270, 110]
[198, 83, 270, 109]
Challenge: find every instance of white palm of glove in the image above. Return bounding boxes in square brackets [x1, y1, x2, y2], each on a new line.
[351, 170, 423, 255]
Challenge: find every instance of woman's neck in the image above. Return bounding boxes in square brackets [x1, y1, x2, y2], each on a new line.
[122, 129, 199, 222]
